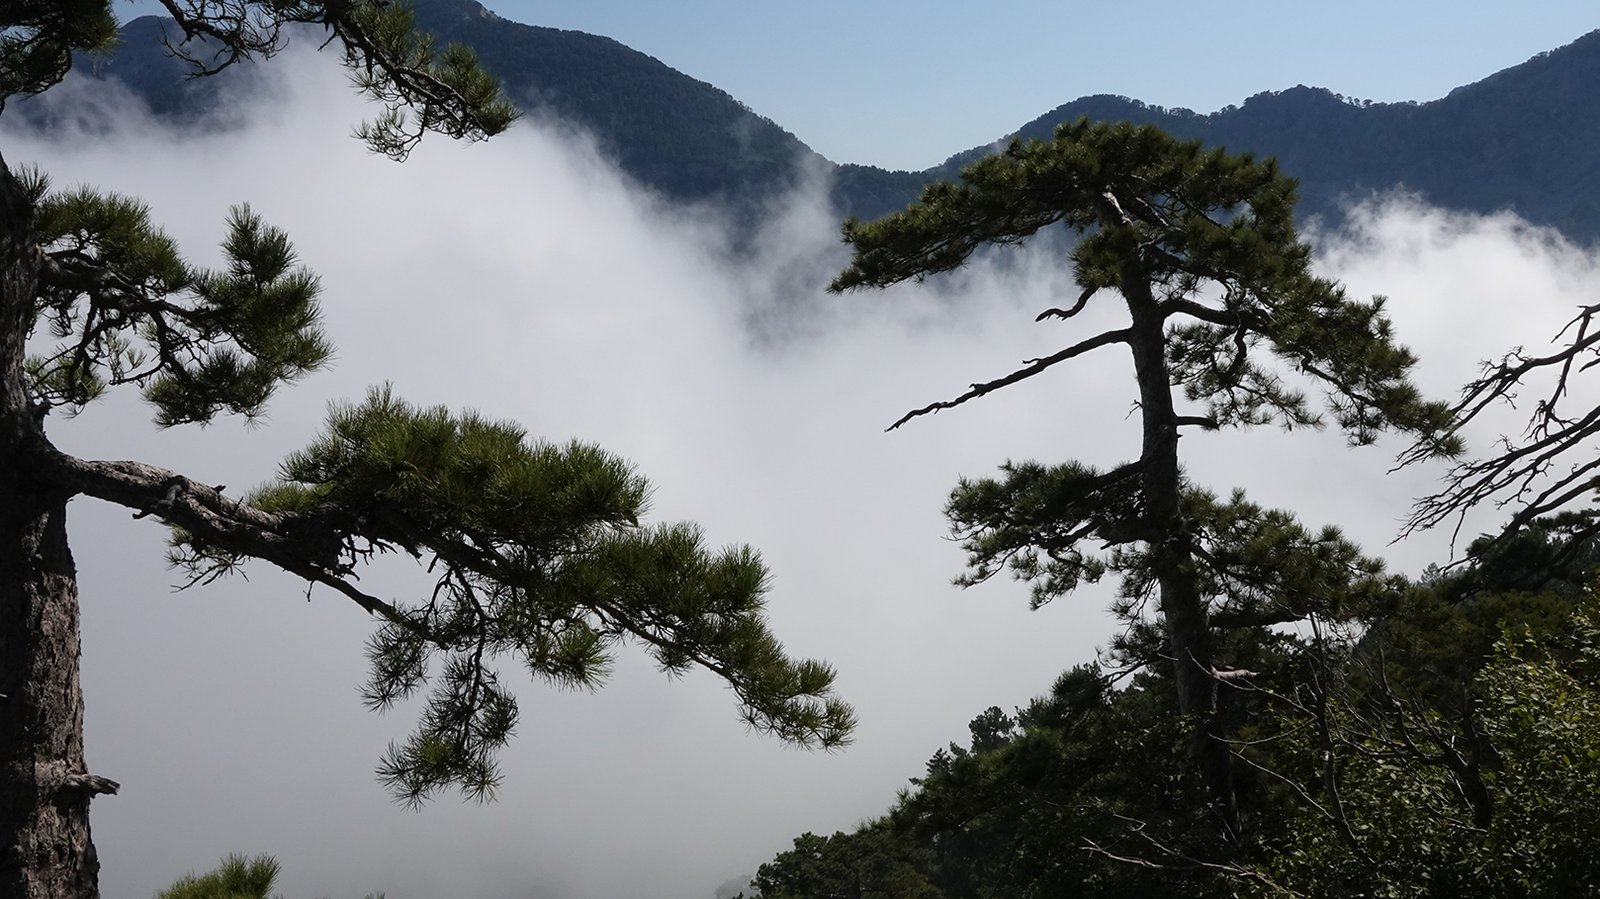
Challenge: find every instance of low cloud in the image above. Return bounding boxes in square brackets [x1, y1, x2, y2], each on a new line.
[8, 49, 1600, 899]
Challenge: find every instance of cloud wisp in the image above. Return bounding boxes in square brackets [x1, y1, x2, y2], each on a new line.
[8, 50, 1600, 899]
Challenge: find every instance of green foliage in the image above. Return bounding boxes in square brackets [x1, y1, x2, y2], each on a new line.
[750, 574, 1600, 898]
[896, 669, 1217, 899]
[836, 119, 1292, 294]
[1453, 511, 1600, 599]
[1473, 603, 1600, 895]
[751, 823, 943, 899]
[843, 121, 1447, 648]
[1179, 488, 1399, 626]
[156, 853, 281, 899]
[1243, 589, 1600, 897]
[344, 1, 519, 159]
[945, 460, 1127, 608]
[156, 854, 386, 899]
[833, 118, 1455, 450]
[749, 663, 1274, 899]
[0, 0, 118, 107]
[1349, 517, 1600, 715]
[28, 186, 331, 423]
[949, 459, 1400, 661]
[748, 505, 1600, 896]
[171, 387, 853, 806]
[1355, 586, 1576, 717]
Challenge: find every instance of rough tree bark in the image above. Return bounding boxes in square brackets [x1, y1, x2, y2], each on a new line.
[1115, 224, 1237, 843]
[1081, 187, 1236, 840]
[0, 156, 117, 899]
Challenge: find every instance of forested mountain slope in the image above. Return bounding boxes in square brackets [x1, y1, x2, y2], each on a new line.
[32, 0, 1600, 240]
[970, 30, 1600, 239]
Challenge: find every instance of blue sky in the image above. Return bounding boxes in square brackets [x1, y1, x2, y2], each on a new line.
[117, 1, 1596, 170]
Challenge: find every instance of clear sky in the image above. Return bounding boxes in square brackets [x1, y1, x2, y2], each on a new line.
[116, 0, 1597, 171]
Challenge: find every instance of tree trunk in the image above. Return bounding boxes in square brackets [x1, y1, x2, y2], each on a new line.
[1120, 268, 1239, 843]
[0, 154, 107, 899]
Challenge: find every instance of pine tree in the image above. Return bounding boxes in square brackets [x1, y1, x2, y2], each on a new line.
[154, 854, 281, 899]
[0, 4, 852, 897]
[832, 119, 1454, 841]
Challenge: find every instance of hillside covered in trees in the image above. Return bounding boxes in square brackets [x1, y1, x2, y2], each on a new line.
[25, 0, 1600, 241]
[748, 556, 1600, 898]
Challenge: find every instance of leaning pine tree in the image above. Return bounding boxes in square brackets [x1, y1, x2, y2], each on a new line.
[831, 120, 1455, 843]
[0, 3, 852, 898]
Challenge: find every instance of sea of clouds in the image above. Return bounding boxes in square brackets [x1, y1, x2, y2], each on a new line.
[6, 46, 1600, 899]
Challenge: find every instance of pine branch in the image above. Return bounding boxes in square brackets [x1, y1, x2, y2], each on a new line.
[1035, 285, 1098, 321]
[1159, 296, 1268, 331]
[154, 0, 516, 159]
[37, 442, 420, 635]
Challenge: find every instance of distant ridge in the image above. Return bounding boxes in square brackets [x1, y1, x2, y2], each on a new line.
[20, 1, 1600, 242]
[974, 29, 1600, 240]
[402, 0, 830, 212]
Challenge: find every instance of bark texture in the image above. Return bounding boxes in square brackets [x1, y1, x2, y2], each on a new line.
[1096, 191, 1237, 842]
[0, 155, 113, 899]
[1121, 256, 1238, 843]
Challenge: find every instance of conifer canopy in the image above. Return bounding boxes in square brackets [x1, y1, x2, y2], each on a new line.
[0, 4, 852, 894]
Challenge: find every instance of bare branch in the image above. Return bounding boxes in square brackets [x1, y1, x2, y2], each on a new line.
[1036, 285, 1098, 321]
[1401, 302, 1600, 547]
[1080, 831, 1308, 897]
[888, 328, 1131, 430]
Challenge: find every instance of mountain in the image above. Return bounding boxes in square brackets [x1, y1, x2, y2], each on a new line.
[19, 0, 1600, 242]
[403, 0, 829, 213]
[969, 34, 1600, 240]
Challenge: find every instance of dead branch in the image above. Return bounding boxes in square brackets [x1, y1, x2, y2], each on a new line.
[888, 328, 1131, 430]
